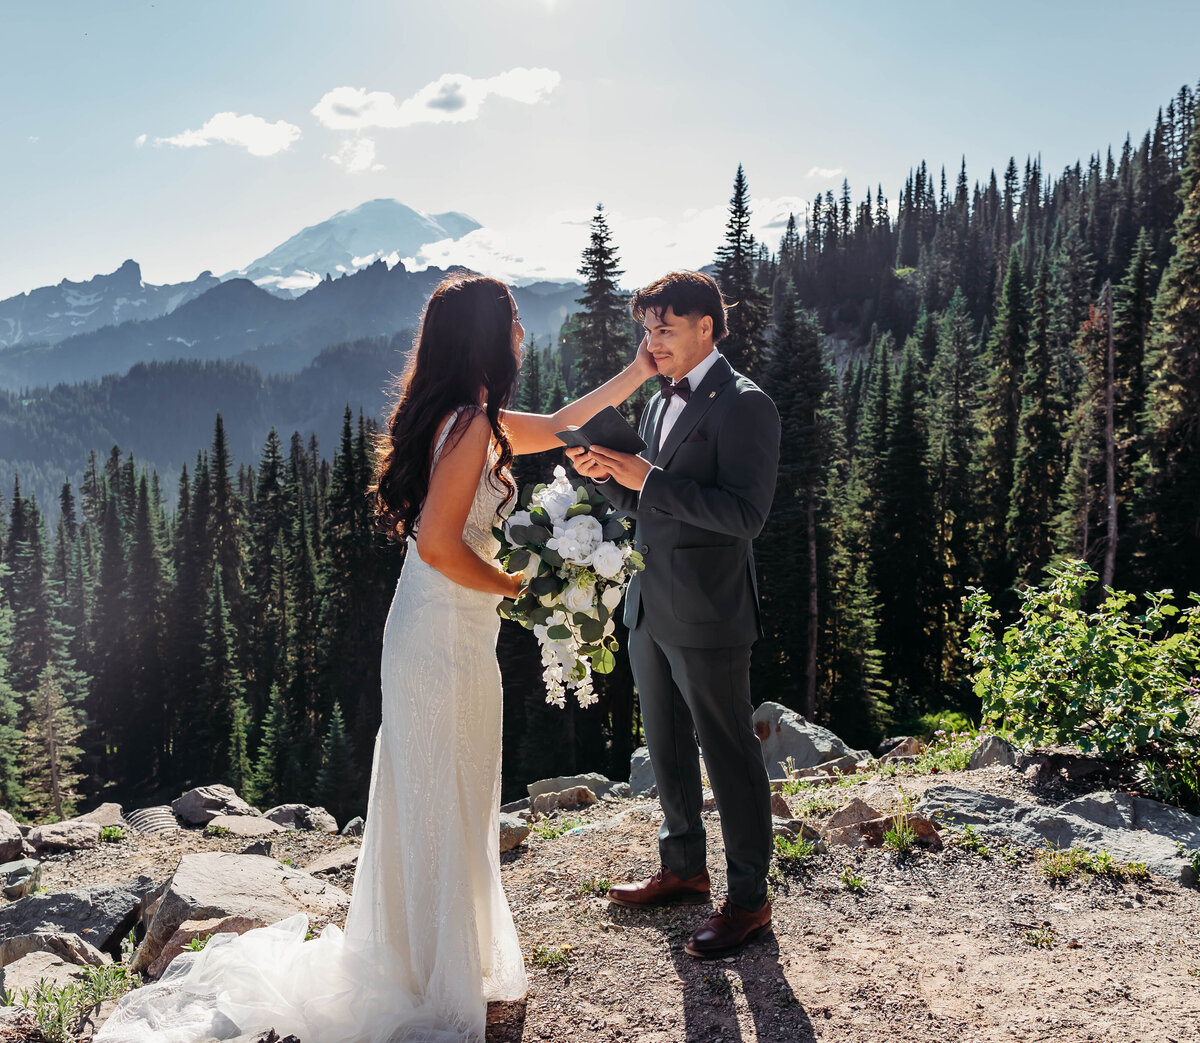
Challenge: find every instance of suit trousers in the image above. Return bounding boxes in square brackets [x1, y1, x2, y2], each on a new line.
[628, 624, 773, 911]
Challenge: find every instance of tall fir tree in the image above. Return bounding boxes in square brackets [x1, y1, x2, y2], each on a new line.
[573, 204, 634, 401]
[19, 665, 85, 822]
[1007, 255, 1064, 582]
[714, 164, 770, 379]
[1136, 114, 1200, 592]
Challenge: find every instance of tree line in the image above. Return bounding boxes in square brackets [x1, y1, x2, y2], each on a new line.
[2, 81, 1199, 821]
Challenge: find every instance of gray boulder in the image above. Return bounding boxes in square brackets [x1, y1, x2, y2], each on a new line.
[752, 701, 873, 776]
[0, 877, 156, 962]
[528, 773, 621, 800]
[968, 735, 1018, 770]
[27, 819, 102, 854]
[133, 852, 348, 976]
[0, 930, 109, 971]
[74, 802, 129, 829]
[171, 785, 260, 826]
[264, 804, 339, 833]
[205, 814, 287, 838]
[0, 811, 25, 863]
[629, 747, 656, 797]
[0, 859, 41, 901]
[303, 845, 361, 876]
[0, 950, 91, 997]
[917, 785, 1200, 884]
[499, 813, 530, 853]
[340, 816, 365, 837]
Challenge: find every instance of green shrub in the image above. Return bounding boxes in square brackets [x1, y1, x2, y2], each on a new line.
[965, 559, 1200, 765]
[99, 825, 126, 843]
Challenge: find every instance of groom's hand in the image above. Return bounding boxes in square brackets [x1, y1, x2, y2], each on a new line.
[587, 445, 651, 490]
[565, 445, 612, 482]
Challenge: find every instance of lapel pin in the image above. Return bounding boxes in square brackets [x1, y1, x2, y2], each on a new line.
[709, 391, 716, 399]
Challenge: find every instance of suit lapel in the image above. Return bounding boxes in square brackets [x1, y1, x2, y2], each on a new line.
[654, 354, 735, 468]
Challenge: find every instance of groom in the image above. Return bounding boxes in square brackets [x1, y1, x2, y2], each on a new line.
[567, 270, 780, 959]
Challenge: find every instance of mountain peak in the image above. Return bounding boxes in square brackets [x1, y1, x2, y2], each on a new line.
[225, 200, 483, 298]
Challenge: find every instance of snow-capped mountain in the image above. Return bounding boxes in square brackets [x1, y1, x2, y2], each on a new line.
[223, 199, 484, 297]
[0, 260, 219, 349]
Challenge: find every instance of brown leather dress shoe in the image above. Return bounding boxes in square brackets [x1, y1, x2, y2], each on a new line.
[607, 865, 711, 908]
[684, 897, 772, 958]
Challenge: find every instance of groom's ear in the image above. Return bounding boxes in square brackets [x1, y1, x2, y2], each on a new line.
[698, 314, 713, 340]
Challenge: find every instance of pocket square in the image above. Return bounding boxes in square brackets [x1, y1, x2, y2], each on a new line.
[683, 431, 707, 444]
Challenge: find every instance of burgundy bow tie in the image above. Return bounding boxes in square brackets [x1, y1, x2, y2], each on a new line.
[658, 375, 692, 402]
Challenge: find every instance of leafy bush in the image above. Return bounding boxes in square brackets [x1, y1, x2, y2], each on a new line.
[964, 559, 1200, 762]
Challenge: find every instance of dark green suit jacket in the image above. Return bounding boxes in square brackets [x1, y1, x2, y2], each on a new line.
[598, 353, 780, 647]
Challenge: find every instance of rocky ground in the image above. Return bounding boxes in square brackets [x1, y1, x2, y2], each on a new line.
[11, 761, 1200, 1043]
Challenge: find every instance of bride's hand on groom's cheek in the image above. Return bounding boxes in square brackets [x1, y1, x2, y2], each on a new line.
[634, 333, 657, 378]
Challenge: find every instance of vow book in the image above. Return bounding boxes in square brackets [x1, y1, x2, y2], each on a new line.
[555, 406, 647, 455]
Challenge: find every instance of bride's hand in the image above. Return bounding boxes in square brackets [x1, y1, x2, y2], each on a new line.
[502, 571, 525, 600]
[632, 332, 657, 381]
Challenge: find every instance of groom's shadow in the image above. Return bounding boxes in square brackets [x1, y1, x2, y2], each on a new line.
[611, 905, 815, 1043]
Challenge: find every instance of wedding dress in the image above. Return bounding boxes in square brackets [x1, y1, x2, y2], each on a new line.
[96, 408, 528, 1043]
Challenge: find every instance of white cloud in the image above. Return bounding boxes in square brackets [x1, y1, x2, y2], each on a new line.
[327, 136, 383, 174]
[311, 67, 561, 130]
[135, 133, 147, 147]
[807, 166, 845, 179]
[399, 195, 811, 288]
[157, 112, 301, 157]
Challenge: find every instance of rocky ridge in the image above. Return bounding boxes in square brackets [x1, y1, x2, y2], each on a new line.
[1, 704, 1198, 1042]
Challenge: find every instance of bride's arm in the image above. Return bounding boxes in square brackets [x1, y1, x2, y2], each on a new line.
[501, 334, 656, 456]
[415, 411, 523, 598]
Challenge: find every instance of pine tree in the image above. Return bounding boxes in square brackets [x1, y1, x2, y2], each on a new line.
[315, 701, 357, 824]
[574, 204, 633, 399]
[19, 665, 85, 822]
[1137, 115, 1200, 591]
[714, 165, 770, 379]
[198, 572, 245, 784]
[874, 338, 937, 720]
[247, 682, 286, 809]
[926, 289, 982, 693]
[227, 695, 253, 798]
[975, 245, 1029, 595]
[0, 562, 26, 810]
[757, 287, 831, 717]
[1007, 255, 1064, 582]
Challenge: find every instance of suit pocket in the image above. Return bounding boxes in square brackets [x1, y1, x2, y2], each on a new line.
[671, 545, 739, 624]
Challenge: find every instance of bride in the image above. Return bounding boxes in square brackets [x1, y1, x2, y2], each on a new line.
[95, 273, 656, 1043]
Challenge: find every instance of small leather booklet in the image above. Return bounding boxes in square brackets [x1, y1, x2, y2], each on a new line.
[555, 406, 647, 454]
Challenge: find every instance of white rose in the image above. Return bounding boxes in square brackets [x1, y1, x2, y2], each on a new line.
[522, 551, 542, 583]
[562, 581, 596, 615]
[600, 584, 624, 611]
[591, 542, 625, 580]
[563, 515, 603, 559]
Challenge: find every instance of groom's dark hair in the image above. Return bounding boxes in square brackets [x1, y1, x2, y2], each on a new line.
[630, 270, 729, 342]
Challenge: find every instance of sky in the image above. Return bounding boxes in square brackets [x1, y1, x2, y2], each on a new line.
[3, 0, 1199, 298]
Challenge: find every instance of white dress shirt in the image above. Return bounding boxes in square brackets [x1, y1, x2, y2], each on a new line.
[655, 347, 720, 451]
[638, 347, 721, 493]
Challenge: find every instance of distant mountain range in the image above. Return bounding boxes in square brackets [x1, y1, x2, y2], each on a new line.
[0, 199, 585, 391]
[0, 260, 582, 391]
[0, 260, 220, 350]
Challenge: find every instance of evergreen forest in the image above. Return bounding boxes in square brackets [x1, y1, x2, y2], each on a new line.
[3, 82, 1200, 820]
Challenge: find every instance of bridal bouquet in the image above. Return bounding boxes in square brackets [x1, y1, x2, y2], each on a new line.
[495, 466, 643, 709]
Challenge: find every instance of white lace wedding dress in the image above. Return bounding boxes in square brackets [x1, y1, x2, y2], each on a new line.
[96, 410, 528, 1043]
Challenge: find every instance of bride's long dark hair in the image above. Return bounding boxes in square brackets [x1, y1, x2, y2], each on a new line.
[370, 273, 518, 541]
